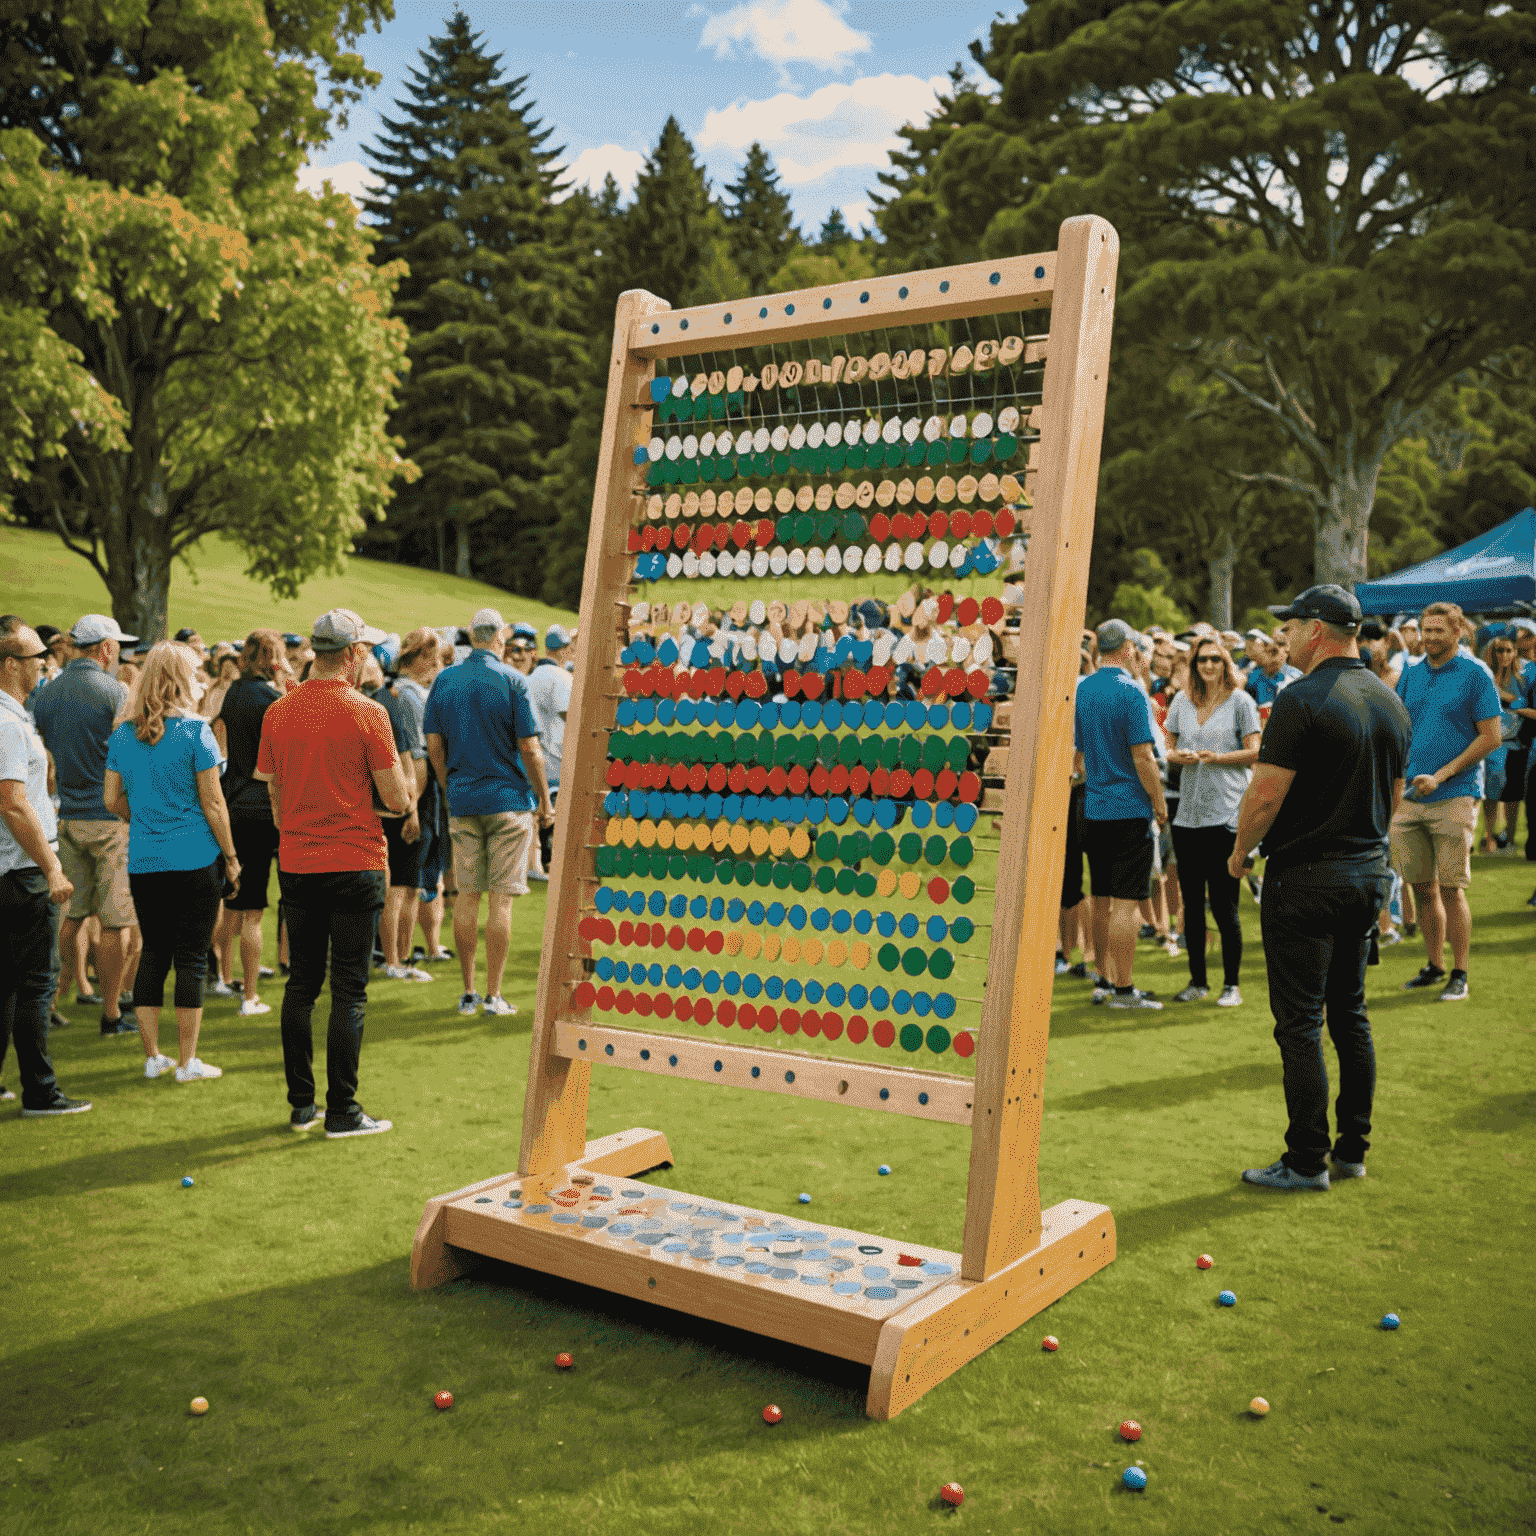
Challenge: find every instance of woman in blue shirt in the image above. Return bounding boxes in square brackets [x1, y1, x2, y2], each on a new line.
[104, 642, 239, 1083]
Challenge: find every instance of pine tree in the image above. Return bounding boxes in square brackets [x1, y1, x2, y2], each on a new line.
[362, 11, 588, 589]
[814, 207, 850, 253]
[721, 143, 799, 293]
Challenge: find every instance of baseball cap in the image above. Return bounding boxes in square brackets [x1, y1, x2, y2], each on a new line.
[174, 627, 203, 645]
[1268, 584, 1362, 630]
[35, 624, 62, 645]
[282, 632, 305, 647]
[470, 607, 506, 633]
[1510, 617, 1536, 636]
[1244, 626, 1270, 643]
[1095, 618, 1137, 653]
[310, 608, 388, 652]
[545, 624, 573, 651]
[510, 622, 538, 643]
[70, 613, 139, 646]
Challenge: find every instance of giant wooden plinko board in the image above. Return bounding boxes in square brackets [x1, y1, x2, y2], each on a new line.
[413, 215, 1121, 1419]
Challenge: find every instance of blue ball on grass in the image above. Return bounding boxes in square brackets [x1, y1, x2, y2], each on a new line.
[878, 1165, 892, 1176]
[1381, 1312, 1401, 1330]
[181, 1176, 194, 1188]
[1122, 1466, 1147, 1491]
[1217, 1290, 1236, 1307]
[797, 1193, 811, 1204]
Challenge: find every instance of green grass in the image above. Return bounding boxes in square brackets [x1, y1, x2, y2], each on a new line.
[2, 846, 1532, 1534]
[0, 526, 576, 643]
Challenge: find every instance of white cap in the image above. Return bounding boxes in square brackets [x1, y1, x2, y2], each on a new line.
[69, 613, 138, 646]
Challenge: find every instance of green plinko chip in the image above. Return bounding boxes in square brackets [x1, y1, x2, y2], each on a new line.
[843, 511, 867, 541]
[881, 737, 902, 772]
[925, 835, 948, 866]
[950, 915, 975, 943]
[901, 946, 927, 977]
[771, 859, 793, 889]
[793, 513, 814, 544]
[947, 736, 970, 772]
[900, 736, 923, 770]
[791, 862, 814, 891]
[696, 857, 715, 884]
[926, 1025, 951, 1055]
[735, 861, 756, 887]
[899, 1023, 924, 1052]
[698, 460, 717, 483]
[883, 443, 904, 468]
[808, 447, 828, 474]
[772, 453, 791, 475]
[837, 735, 861, 768]
[952, 875, 976, 903]
[815, 865, 837, 893]
[927, 948, 955, 979]
[756, 729, 777, 765]
[871, 832, 896, 865]
[817, 512, 839, 542]
[969, 440, 992, 465]
[856, 871, 878, 898]
[927, 440, 948, 467]
[835, 866, 858, 894]
[818, 734, 840, 766]
[613, 847, 633, 877]
[667, 852, 686, 879]
[922, 736, 947, 773]
[796, 735, 819, 768]
[790, 448, 808, 471]
[905, 442, 926, 468]
[878, 943, 901, 972]
[816, 831, 839, 861]
[776, 514, 796, 543]
[774, 735, 799, 768]
[755, 452, 772, 477]
[844, 443, 865, 469]
[995, 433, 1018, 460]
[714, 731, 736, 763]
[899, 832, 923, 863]
[754, 860, 774, 887]
[826, 446, 846, 473]
[595, 847, 615, 876]
[950, 837, 975, 867]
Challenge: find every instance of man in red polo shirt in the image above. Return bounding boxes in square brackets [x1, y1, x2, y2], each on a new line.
[256, 609, 412, 1137]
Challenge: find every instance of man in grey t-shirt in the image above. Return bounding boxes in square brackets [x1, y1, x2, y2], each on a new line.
[31, 614, 142, 1035]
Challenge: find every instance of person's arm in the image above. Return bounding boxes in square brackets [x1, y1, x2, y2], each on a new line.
[371, 754, 413, 815]
[211, 716, 227, 755]
[1130, 741, 1168, 825]
[257, 772, 282, 830]
[0, 780, 73, 903]
[1072, 749, 1084, 780]
[1197, 731, 1261, 767]
[1410, 717, 1501, 799]
[1227, 763, 1297, 877]
[426, 732, 449, 794]
[1164, 729, 1196, 767]
[195, 764, 240, 891]
[518, 735, 555, 825]
[103, 768, 130, 823]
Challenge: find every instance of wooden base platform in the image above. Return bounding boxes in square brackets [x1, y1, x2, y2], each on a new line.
[411, 1126, 1115, 1419]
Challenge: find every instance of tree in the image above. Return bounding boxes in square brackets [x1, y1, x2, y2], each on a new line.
[722, 143, 799, 293]
[361, 11, 588, 588]
[0, 1, 411, 641]
[882, 1, 1536, 588]
[814, 207, 851, 253]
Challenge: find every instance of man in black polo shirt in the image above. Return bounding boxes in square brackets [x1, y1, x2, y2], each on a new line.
[1227, 586, 1411, 1190]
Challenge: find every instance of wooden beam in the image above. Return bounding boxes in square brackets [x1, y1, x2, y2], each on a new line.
[629, 253, 1056, 359]
[554, 1023, 974, 1125]
[519, 286, 671, 1179]
[961, 216, 1120, 1282]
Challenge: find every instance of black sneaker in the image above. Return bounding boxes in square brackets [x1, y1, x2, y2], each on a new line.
[1439, 971, 1469, 1002]
[279, 962, 291, 976]
[21, 1095, 92, 1116]
[1065, 961, 1091, 979]
[325, 1112, 393, 1139]
[49, 1010, 70, 1030]
[1402, 964, 1447, 991]
[76, 991, 103, 1007]
[1138, 924, 1157, 941]
[100, 1015, 137, 1036]
[289, 1104, 324, 1133]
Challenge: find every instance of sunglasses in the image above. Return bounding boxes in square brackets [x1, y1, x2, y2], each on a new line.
[2, 647, 49, 661]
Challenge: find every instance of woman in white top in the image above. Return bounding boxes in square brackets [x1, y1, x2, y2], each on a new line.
[1164, 636, 1261, 1005]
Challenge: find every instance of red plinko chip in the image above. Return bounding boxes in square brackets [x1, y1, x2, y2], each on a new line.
[872, 1019, 895, 1048]
[757, 1006, 778, 1032]
[688, 764, 708, 793]
[781, 1008, 801, 1035]
[801, 671, 825, 699]
[705, 930, 725, 955]
[687, 927, 706, 952]
[731, 520, 753, 549]
[828, 765, 850, 797]
[959, 770, 981, 802]
[573, 980, 596, 1008]
[950, 510, 973, 539]
[972, 508, 994, 537]
[627, 529, 643, 553]
[944, 666, 968, 697]
[787, 765, 809, 794]
[920, 667, 945, 696]
[909, 511, 928, 540]
[911, 768, 935, 799]
[996, 508, 1017, 537]
[966, 669, 990, 698]
[782, 669, 803, 697]
[707, 763, 728, 792]
[615, 989, 634, 1014]
[727, 765, 748, 794]
[870, 767, 890, 796]
[724, 671, 746, 699]
[867, 666, 892, 694]
[849, 765, 871, 796]
[717, 999, 737, 1026]
[745, 671, 767, 698]
[869, 512, 891, 542]
[653, 993, 673, 1018]
[888, 768, 912, 797]
[980, 596, 1004, 624]
[928, 876, 951, 903]
[668, 925, 686, 951]
[767, 766, 787, 795]
[953, 1030, 975, 1057]
[935, 768, 958, 800]
[846, 1016, 869, 1044]
[756, 518, 775, 548]
[843, 668, 868, 699]
[634, 993, 654, 1017]
[623, 668, 643, 695]
[890, 512, 911, 541]
[930, 514, 950, 546]
[801, 1010, 822, 1038]
[695, 999, 715, 1025]
[617, 919, 635, 946]
[898, 1254, 923, 1267]
[821, 1012, 843, 1041]
[956, 597, 979, 626]
[596, 985, 615, 1011]
[675, 997, 694, 1021]
[738, 1003, 758, 1030]
[747, 766, 769, 794]
[605, 760, 625, 788]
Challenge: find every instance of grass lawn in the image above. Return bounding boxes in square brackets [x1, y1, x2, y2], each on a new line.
[2, 836, 1531, 1535]
[0, 526, 576, 643]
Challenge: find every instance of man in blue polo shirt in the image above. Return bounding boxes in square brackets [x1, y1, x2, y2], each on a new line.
[1073, 618, 1170, 1009]
[423, 608, 553, 1018]
[1389, 600, 1501, 1001]
[1245, 636, 1302, 706]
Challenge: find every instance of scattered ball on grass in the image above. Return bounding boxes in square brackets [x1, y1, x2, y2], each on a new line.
[1119, 1420, 1141, 1442]
[940, 1481, 964, 1507]
[1041, 1335, 1059, 1352]
[1381, 1312, 1401, 1330]
[1122, 1466, 1147, 1491]
[797, 1193, 811, 1204]
[189, 1397, 208, 1416]
[878, 1164, 892, 1176]
[433, 1391, 453, 1411]
[181, 1176, 194, 1188]
[1250, 1397, 1270, 1416]
[555, 1353, 574, 1370]
[1218, 1290, 1236, 1307]
[762, 1404, 783, 1424]
[1196, 1254, 1213, 1270]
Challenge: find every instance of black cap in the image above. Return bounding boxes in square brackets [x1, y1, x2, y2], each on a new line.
[174, 627, 201, 643]
[36, 624, 62, 644]
[1268, 584, 1361, 630]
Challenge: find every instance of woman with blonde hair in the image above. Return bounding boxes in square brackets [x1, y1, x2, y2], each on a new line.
[103, 641, 238, 1082]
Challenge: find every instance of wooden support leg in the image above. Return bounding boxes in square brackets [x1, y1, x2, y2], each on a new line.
[410, 1128, 675, 1291]
[867, 1199, 1115, 1420]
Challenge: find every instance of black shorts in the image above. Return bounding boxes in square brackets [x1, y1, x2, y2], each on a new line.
[1061, 782, 1086, 909]
[382, 813, 424, 889]
[226, 817, 279, 911]
[1083, 816, 1155, 902]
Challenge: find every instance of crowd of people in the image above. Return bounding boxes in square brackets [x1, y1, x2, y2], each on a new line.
[0, 583, 1531, 1171]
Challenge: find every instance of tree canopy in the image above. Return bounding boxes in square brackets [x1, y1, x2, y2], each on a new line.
[722, 142, 799, 293]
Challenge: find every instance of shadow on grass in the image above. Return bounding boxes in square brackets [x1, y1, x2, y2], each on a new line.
[0, 1252, 868, 1532]
[1114, 1183, 1260, 1249]
[1451, 1090, 1534, 1134]
[1049, 1060, 1281, 1116]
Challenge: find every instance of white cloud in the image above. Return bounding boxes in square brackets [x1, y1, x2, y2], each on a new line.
[698, 0, 871, 82]
[556, 144, 647, 201]
[698, 73, 948, 186]
[840, 199, 871, 234]
[296, 160, 379, 203]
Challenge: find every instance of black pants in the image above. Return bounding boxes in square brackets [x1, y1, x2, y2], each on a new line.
[1060, 783, 1085, 909]
[1260, 859, 1392, 1176]
[0, 869, 63, 1109]
[1171, 824, 1242, 988]
[130, 861, 223, 1010]
[278, 869, 385, 1124]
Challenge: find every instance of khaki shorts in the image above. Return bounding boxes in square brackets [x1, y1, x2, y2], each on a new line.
[58, 819, 137, 926]
[450, 812, 534, 896]
[1390, 796, 1478, 889]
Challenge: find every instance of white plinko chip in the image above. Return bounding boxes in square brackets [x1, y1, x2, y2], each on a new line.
[950, 414, 968, 438]
[682, 435, 698, 460]
[998, 405, 1020, 434]
[751, 550, 770, 579]
[699, 552, 717, 578]
[925, 635, 948, 666]
[903, 417, 922, 443]
[903, 541, 924, 571]
[769, 547, 788, 576]
[825, 420, 844, 446]
[893, 634, 916, 665]
[682, 551, 699, 578]
[973, 632, 994, 665]
[798, 632, 818, 663]
[862, 418, 881, 445]
[825, 546, 843, 575]
[872, 634, 894, 667]
[753, 427, 771, 454]
[928, 540, 950, 569]
[740, 632, 758, 662]
[881, 417, 902, 444]
[807, 547, 826, 575]
[863, 545, 882, 574]
[970, 411, 993, 439]
[770, 425, 789, 452]
[665, 436, 683, 460]
[691, 601, 709, 627]
[734, 549, 751, 577]
[884, 542, 903, 571]
[788, 548, 806, 575]
[631, 601, 651, 622]
[666, 553, 683, 579]
[789, 422, 806, 450]
[951, 635, 972, 663]
[779, 637, 798, 664]
[647, 437, 664, 462]
[748, 598, 766, 625]
[923, 415, 944, 442]
[699, 431, 716, 456]
[950, 542, 969, 570]
[806, 421, 825, 448]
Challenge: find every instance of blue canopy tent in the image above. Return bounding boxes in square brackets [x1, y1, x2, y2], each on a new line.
[1355, 507, 1536, 615]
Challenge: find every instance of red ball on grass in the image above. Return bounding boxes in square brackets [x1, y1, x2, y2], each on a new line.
[940, 1482, 964, 1507]
[555, 1353, 574, 1370]
[762, 1404, 783, 1424]
[433, 1390, 453, 1411]
[1196, 1254, 1214, 1270]
[1119, 1420, 1142, 1442]
[1041, 1335, 1059, 1352]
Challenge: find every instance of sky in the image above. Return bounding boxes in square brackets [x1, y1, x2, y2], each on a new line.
[296, 0, 1001, 235]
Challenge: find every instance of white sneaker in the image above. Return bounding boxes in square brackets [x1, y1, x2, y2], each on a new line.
[238, 997, 272, 1016]
[388, 965, 433, 982]
[207, 978, 236, 999]
[1377, 927, 1403, 946]
[457, 991, 482, 1016]
[527, 871, 550, 883]
[174, 1058, 223, 1083]
[483, 995, 518, 1016]
[144, 1053, 175, 1079]
[1217, 985, 1243, 1007]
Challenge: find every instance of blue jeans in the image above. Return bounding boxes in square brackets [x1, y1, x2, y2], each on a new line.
[0, 869, 63, 1109]
[1259, 858, 1392, 1175]
[278, 870, 385, 1124]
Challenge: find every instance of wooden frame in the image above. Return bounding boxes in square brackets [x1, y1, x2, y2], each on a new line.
[413, 215, 1121, 1419]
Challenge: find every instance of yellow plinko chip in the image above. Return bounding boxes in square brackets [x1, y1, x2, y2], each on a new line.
[711, 822, 731, 852]
[637, 820, 656, 849]
[781, 935, 803, 964]
[825, 939, 847, 968]
[741, 933, 762, 960]
[761, 934, 782, 962]
[789, 827, 811, 859]
[849, 941, 871, 970]
[655, 820, 675, 850]
[769, 827, 790, 858]
[802, 937, 824, 967]
[674, 822, 696, 851]
[899, 871, 922, 900]
[724, 931, 744, 956]
[622, 816, 641, 847]
[876, 868, 898, 897]
[728, 824, 750, 856]
[605, 820, 624, 847]
[748, 825, 770, 857]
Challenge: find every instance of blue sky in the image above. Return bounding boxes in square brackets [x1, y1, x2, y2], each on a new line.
[298, 0, 1000, 234]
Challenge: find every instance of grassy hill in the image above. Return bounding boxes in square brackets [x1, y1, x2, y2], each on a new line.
[0, 526, 577, 643]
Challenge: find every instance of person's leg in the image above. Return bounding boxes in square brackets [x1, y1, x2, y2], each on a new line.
[239, 910, 266, 1000]
[1401, 879, 1418, 933]
[1259, 868, 1334, 1176]
[95, 926, 133, 1022]
[321, 872, 385, 1125]
[450, 817, 486, 994]
[1204, 827, 1244, 987]
[1171, 825, 1207, 989]
[419, 888, 445, 957]
[1323, 875, 1387, 1166]
[54, 916, 82, 1006]
[454, 892, 482, 993]
[119, 921, 141, 1001]
[485, 892, 514, 998]
[1090, 896, 1112, 982]
[1441, 886, 1471, 971]
[382, 885, 408, 968]
[1433, 797, 1478, 975]
[1, 871, 67, 1108]
[1411, 880, 1444, 967]
[277, 877, 329, 1110]
[127, 873, 174, 1057]
[1106, 897, 1140, 989]
[170, 864, 223, 1068]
